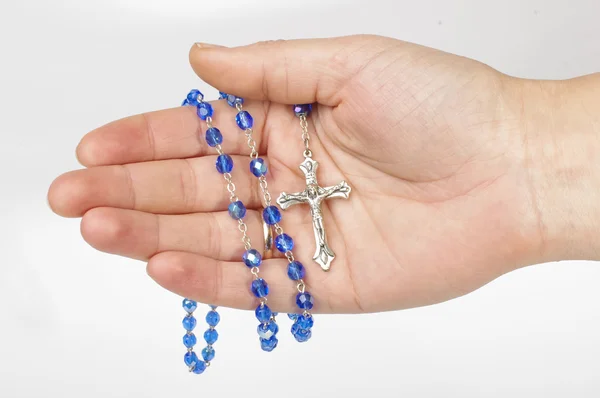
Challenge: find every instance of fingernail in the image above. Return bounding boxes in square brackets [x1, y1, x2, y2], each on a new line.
[195, 42, 224, 49]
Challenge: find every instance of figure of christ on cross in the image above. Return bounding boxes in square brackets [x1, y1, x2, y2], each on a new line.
[276, 157, 351, 271]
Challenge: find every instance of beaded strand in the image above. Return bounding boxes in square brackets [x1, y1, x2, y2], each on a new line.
[220, 93, 315, 343]
[188, 89, 280, 359]
[179, 90, 225, 374]
[217, 92, 280, 350]
[177, 91, 318, 374]
[181, 299, 218, 374]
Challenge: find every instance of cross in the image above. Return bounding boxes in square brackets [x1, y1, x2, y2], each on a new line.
[276, 157, 351, 271]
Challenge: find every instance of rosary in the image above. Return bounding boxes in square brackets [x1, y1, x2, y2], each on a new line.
[178, 89, 351, 374]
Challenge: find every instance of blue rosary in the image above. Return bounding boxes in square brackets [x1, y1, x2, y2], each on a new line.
[178, 89, 351, 374]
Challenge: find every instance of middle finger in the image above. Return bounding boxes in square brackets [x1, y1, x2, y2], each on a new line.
[80, 207, 266, 262]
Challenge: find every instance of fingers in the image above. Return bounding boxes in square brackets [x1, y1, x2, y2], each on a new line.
[76, 99, 267, 167]
[189, 35, 396, 105]
[48, 155, 263, 217]
[147, 251, 320, 313]
[80, 207, 264, 262]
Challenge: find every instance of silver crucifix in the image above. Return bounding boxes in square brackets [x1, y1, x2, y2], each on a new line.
[276, 157, 351, 271]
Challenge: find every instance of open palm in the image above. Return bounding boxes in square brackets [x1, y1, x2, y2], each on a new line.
[48, 35, 542, 313]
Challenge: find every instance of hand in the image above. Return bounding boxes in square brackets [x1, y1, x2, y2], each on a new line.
[47, 35, 600, 313]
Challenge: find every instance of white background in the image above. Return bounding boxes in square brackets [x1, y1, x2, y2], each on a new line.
[1, 0, 599, 397]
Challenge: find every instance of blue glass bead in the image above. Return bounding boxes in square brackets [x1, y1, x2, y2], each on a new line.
[182, 315, 197, 331]
[192, 361, 206, 374]
[275, 233, 294, 253]
[219, 91, 228, 99]
[251, 278, 269, 298]
[205, 127, 223, 147]
[243, 249, 262, 268]
[293, 104, 312, 116]
[184, 351, 199, 367]
[249, 158, 267, 177]
[291, 325, 312, 343]
[183, 333, 197, 348]
[296, 292, 314, 310]
[291, 322, 300, 334]
[255, 304, 272, 323]
[296, 314, 314, 329]
[197, 102, 214, 120]
[204, 329, 219, 345]
[228, 201, 247, 220]
[257, 321, 279, 339]
[226, 94, 244, 107]
[263, 206, 281, 225]
[287, 313, 299, 321]
[216, 154, 233, 174]
[206, 310, 220, 327]
[182, 99, 190, 106]
[182, 298, 197, 313]
[202, 346, 215, 362]
[235, 111, 253, 130]
[287, 261, 305, 281]
[272, 312, 279, 316]
[187, 89, 204, 105]
[260, 336, 278, 352]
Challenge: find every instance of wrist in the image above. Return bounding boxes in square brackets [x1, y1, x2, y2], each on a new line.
[518, 73, 600, 263]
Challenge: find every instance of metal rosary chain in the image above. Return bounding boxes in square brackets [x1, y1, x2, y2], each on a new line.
[296, 114, 311, 299]
[235, 103, 272, 207]
[236, 103, 307, 302]
[206, 115, 265, 304]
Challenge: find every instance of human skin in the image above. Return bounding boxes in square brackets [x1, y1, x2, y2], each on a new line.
[47, 35, 600, 313]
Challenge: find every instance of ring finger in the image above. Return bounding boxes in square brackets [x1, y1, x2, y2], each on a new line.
[80, 207, 273, 262]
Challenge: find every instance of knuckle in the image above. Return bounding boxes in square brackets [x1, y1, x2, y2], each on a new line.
[206, 213, 223, 259]
[180, 159, 198, 212]
[254, 39, 287, 48]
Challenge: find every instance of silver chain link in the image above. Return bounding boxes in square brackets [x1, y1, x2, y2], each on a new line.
[245, 129, 259, 159]
[258, 176, 271, 206]
[284, 251, 295, 262]
[273, 223, 284, 236]
[300, 114, 312, 158]
[238, 219, 252, 250]
[223, 173, 238, 202]
[296, 280, 306, 293]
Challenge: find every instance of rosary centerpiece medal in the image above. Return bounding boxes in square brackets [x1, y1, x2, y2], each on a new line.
[276, 104, 351, 271]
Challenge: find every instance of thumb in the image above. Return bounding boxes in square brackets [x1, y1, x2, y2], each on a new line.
[188, 35, 393, 105]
